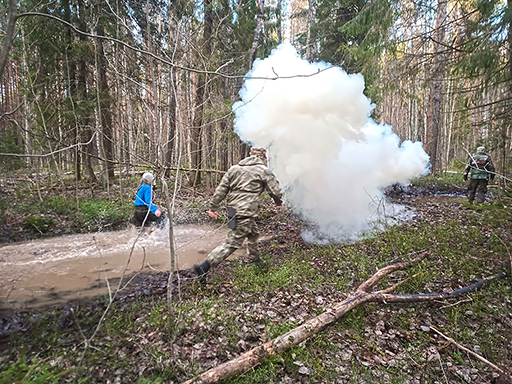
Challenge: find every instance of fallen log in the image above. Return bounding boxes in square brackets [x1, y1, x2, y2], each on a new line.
[181, 251, 507, 384]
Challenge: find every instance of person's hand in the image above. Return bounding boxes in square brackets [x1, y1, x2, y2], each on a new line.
[207, 210, 218, 220]
[463, 175, 467, 182]
[155, 209, 162, 217]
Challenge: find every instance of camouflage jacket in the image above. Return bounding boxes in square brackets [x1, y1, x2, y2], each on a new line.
[210, 155, 283, 218]
[464, 152, 495, 180]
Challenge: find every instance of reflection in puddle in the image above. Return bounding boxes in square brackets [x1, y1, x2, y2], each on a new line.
[0, 224, 243, 311]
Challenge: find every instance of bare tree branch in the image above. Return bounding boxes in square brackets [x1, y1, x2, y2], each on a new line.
[430, 326, 504, 374]
[180, 254, 506, 384]
[0, 132, 97, 158]
[16, 12, 335, 81]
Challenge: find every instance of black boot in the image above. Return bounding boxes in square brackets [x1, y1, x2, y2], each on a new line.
[194, 260, 210, 278]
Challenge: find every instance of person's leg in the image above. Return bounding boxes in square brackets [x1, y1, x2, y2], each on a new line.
[246, 218, 261, 262]
[467, 179, 477, 203]
[475, 180, 488, 203]
[194, 228, 245, 279]
[204, 225, 249, 268]
[133, 206, 151, 226]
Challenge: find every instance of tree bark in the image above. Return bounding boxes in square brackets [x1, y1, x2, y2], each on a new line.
[306, 0, 316, 62]
[0, 0, 17, 81]
[181, 252, 506, 384]
[166, 69, 177, 175]
[96, 2, 115, 181]
[190, 0, 212, 186]
[249, 0, 265, 69]
[77, 0, 97, 184]
[505, 0, 512, 180]
[426, 0, 447, 174]
[276, 0, 283, 44]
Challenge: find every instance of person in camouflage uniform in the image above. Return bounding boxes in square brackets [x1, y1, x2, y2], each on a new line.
[194, 147, 283, 278]
[463, 146, 495, 204]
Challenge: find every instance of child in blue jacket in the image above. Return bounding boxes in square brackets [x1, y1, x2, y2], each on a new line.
[132, 172, 164, 227]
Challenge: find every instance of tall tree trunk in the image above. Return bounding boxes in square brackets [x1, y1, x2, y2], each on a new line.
[0, 0, 17, 82]
[166, 69, 177, 175]
[96, 3, 115, 181]
[505, 0, 512, 180]
[306, 0, 316, 62]
[426, 0, 447, 174]
[63, 0, 79, 179]
[249, 0, 265, 69]
[277, 0, 283, 44]
[190, 0, 213, 186]
[241, 0, 266, 160]
[78, 0, 97, 183]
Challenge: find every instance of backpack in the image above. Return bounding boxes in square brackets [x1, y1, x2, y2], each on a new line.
[474, 156, 488, 169]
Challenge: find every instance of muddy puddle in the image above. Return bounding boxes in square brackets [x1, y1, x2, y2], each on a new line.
[0, 224, 245, 311]
[0, 195, 466, 313]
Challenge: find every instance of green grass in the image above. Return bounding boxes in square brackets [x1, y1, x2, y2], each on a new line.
[0, 348, 72, 384]
[10, 193, 133, 235]
[232, 251, 324, 294]
[77, 198, 132, 230]
[410, 172, 465, 189]
[22, 214, 55, 233]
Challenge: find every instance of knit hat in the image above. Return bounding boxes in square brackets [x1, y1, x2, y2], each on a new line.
[142, 172, 154, 184]
[477, 146, 485, 153]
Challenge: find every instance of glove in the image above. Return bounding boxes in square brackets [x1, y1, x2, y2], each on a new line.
[463, 174, 467, 182]
[155, 209, 162, 217]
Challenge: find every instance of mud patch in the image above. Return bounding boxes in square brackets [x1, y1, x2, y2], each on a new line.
[0, 224, 245, 311]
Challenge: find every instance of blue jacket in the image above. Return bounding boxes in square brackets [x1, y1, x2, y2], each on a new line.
[134, 184, 159, 214]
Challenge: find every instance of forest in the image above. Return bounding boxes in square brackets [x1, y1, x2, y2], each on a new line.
[1, 0, 512, 383]
[1, 0, 511, 179]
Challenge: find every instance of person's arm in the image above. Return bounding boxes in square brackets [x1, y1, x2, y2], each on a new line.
[487, 156, 496, 180]
[210, 170, 231, 211]
[143, 186, 159, 214]
[264, 169, 283, 205]
[463, 158, 471, 181]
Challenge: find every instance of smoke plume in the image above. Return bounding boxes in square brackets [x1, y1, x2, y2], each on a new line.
[233, 44, 430, 241]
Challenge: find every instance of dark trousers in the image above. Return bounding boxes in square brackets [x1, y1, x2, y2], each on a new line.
[132, 206, 164, 227]
[468, 179, 488, 203]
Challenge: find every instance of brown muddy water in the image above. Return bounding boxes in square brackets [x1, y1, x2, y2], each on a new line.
[0, 195, 464, 312]
[0, 224, 244, 311]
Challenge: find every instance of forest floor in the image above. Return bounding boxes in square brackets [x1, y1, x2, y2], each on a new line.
[0, 174, 511, 384]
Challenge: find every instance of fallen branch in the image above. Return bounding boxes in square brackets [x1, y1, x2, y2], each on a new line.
[430, 326, 504, 374]
[181, 252, 507, 384]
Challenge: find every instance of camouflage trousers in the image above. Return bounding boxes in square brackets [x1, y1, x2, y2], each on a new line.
[207, 217, 260, 268]
[468, 179, 488, 203]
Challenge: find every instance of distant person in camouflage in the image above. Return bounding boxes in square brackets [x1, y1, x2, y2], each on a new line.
[463, 146, 495, 204]
[194, 147, 283, 278]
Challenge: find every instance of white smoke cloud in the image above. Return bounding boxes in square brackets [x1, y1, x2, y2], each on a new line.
[233, 44, 430, 241]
